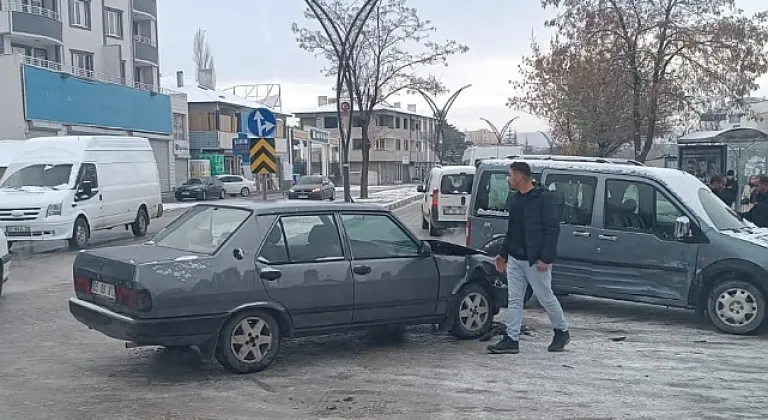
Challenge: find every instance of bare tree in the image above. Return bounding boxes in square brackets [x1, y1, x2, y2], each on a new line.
[526, 0, 768, 161]
[294, 0, 468, 197]
[193, 28, 216, 88]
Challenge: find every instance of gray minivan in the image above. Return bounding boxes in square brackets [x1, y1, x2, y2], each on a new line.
[468, 158, 768, 335]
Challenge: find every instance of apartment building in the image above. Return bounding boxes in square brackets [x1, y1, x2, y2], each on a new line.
[464, 128, 497, 145]
[0, 0, 185, 192]
[292, 97, 439, 185]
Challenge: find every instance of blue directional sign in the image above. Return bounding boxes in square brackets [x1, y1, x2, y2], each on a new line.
[247, 107, 276, 138]
[232, 133, 250, 163]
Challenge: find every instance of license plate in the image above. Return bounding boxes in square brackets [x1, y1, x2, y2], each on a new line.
[5, 226, 30, 234]
[91, 280, 116, 300]
[298, 194, 309, 198]
[443, 207, 465, 215]
[181, 192, 190, 195]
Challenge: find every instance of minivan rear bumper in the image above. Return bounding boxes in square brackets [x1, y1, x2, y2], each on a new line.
[431, 213, 466, 229]
[68, 297, 225, 347]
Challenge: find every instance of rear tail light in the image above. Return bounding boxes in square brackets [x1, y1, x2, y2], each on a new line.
[431, 188, 439, 208]
[115, 287, 153, 311]
[466, 219, 471, 247]
[74, 276, 91, 294]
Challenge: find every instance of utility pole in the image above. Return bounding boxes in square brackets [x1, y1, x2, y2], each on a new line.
[410, 84, 472, 164]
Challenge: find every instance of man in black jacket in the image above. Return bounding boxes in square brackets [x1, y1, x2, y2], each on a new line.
[740, 174, 768, 228]
[488, 161, 570, 354]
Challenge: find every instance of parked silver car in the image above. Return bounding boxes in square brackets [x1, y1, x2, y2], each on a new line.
[468, 157, 768, 335]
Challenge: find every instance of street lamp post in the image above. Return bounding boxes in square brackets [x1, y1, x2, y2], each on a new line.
[480, 116, 520, 145]
[410, 84, 472, 164]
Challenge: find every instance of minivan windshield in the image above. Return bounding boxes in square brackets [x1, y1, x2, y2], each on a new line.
[0, 163, 73, 189]
[698, 187, 749, 231]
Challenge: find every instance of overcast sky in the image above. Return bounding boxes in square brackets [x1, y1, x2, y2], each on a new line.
[157, 0, 767, 132]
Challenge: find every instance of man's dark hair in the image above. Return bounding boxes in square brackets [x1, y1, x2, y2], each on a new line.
[710, 174, 726, 185]
[757, 174, 768, 185]
[727, 169, 735, 176]
[509, 161, 532, 179]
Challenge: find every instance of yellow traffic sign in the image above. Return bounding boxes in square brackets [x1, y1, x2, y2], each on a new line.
[249, 138, 277, 174]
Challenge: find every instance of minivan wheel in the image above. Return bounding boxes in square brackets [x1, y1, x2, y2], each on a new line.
[421, 216, 429, 230]
[451, 283, 493, 340]
[68, 217, 90, 249]
[131, 208, 149, 237]
[707, 280, 765, 335]
[216, 310, 280, 374]
[428, 219, 440, 236]
[240, 187, 250, 197]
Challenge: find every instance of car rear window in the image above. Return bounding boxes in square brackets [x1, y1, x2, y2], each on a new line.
[440, 173, 473, 194]
[152, 206, 251, 254]
[473, 170, 540, 217]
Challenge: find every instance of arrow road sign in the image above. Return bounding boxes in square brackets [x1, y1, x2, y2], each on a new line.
[247, 107, 277, 138]
[250, 138, 277, 175]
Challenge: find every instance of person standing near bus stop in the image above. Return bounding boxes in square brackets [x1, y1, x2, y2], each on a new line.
[488, 161, 570, 354]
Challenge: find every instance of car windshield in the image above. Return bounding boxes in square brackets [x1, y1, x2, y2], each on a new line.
[296, 176, 322, 185]
[184, 178, 203, 185]
[151, 206, 251, 254]
[0, 163, 73, 189]
[697, 187, 749, 231]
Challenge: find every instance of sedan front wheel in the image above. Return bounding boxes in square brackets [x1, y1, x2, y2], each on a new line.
[450, 283, 493, 340]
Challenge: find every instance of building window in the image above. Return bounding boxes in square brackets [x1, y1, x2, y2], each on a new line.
[104, 8, 123, 38]
[12, 44, 49, 66]
[395, 117, 401, 129]
[404, 119, 409, 130]
[70, 0, 91, 29]
[353, 139, 363, 150]
[173, 114, 187, 140]
[405, 140, 409, 151]
[71, 50, 94, 77]
[119, 60, 126, 84]
[396, 139, 401, 150]
[324, 116, 338, 129]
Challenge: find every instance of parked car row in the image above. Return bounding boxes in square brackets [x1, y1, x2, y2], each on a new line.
[175, 175, 258, 202]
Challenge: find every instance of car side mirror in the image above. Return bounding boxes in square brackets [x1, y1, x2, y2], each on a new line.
[673, 216, 691, 240]
[417, 185, 425, 193]
[420, 241, 432, 257]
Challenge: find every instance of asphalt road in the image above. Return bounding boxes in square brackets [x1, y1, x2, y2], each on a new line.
[1, 202, 767, 420]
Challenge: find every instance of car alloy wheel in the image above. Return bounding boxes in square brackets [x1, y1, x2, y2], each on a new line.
[241, 187, 250, 197]
[216, 310, 280, 374]
[450, 283, 493, 340]
[68, 217, 90, 249]
[708, 279, 766, 335]
[131, 209, 148, 237]
[459, 292, 490, 332]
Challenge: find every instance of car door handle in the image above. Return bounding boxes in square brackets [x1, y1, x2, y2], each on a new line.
[353, 264, 372, 275]
[598, 234, 617, 241]
[259, 268, 282, 281]
[572, 231, 591, 237]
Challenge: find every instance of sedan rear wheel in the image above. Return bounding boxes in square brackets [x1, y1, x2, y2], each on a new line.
[451, 283, 493, 339]
[240, 187, 250, 197]
[216, 310, 280, 374]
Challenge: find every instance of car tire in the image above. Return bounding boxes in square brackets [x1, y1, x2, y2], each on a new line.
[68, 217, 90, 249]
[240, 187, 250, 197]
[707, 279, 766, 335]
[216, 310, 281, 374]
[200, 191, 207, 201]
[219, 190, 226, 199]
[421, 216, 429, 230]
[450, 283, 494, 340]
[428, 219, 440, 236]
[329, 191, 335, 201]
[6, 241, 12, 251]
[131, 208, 149, 237]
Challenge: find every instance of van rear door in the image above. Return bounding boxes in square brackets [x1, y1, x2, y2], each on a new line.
[437, 171, 474, 223]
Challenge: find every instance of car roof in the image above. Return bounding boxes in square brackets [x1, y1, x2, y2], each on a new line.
[192, 199, 387, 215]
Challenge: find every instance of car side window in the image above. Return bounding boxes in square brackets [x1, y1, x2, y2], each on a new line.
[260, 214, 344, 264]
[604, 179, 684, 239]
[341, 213, 420, 259]
[544, 173, 597, 226]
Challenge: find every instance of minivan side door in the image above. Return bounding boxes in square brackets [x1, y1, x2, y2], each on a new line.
[339, 212, 440, 323]
[590, 176, 699, 303]
[255, 213, 354, 329]
[541, 170, 599, 292]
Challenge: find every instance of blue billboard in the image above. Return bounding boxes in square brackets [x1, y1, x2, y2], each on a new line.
[22, 65, 172, 134]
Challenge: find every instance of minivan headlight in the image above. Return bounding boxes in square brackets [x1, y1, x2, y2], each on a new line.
[46, 202, 62, 217]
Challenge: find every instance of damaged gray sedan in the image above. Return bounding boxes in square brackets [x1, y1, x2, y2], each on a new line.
[68, 201, 506, 374]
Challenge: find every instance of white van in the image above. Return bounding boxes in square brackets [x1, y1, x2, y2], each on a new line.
[0, 140, 24, 181]
[0, 136, 163, 249]
[461, 145, 524, 167]
[417, 165, 475, 235]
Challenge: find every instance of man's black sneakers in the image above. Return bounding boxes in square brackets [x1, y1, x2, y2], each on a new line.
[547, 329, 570, 352]
[487, 335, 520, 354]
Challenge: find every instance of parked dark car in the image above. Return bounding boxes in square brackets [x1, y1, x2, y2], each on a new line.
[68, 201, 506, 374]
[175, 177, 226, 201]
[288, 175, 335, 200]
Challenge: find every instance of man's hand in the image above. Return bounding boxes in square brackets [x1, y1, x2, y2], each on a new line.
[536, 260, 550, 272]
[494, 255, 505, 273]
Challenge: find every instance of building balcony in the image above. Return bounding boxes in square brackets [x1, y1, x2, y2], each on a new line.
[132, 0, 156, 19]
[16, 56, 172, 134]
[133, 35, 158, 65]
[0, 1, 63, 43]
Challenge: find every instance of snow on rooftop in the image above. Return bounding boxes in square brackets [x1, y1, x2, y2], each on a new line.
[291, 102, 436, 119]
[159, 76, 285, 116]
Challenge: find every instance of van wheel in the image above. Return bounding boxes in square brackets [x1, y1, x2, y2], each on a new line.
[68, 217, 90, 249]
[421, 216, 429, 230]
[131, 208, 149, 237]
[6, 242, 12, 251]
[451, 283, 493, 340]
[428, 219, 440, 236]
[215, 310, 280, 374]
[240, 187, 250, 197]
[707, 279, 765, 335]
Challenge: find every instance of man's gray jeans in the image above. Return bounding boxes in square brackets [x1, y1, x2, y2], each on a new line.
[506, 257, 568, 340]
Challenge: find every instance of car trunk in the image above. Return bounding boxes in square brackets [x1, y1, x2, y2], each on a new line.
[72, 245, 205, 318]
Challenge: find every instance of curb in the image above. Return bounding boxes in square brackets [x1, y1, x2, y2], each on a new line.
[384, 194, 422, 210]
